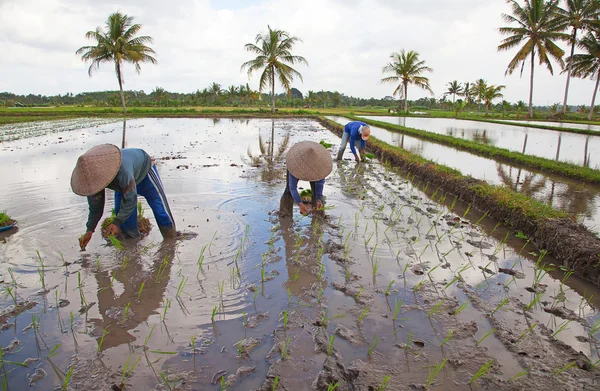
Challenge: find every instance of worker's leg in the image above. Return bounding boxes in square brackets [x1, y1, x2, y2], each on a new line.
[114, 191, 140, 238]
[336, 131, 350, 160]
[279, 170, 294, 218]
[138, 165, 177, 238]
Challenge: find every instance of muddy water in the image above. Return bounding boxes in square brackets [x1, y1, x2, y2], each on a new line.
[0, 118, 121, 142]
[0, 118, 599, 390]
[361, 115, 600, 168]
[328, 116, 600, 233]
[504, 119, 600, 133]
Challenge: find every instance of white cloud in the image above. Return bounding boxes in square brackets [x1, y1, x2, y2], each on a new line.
[0, 0, 595, 105]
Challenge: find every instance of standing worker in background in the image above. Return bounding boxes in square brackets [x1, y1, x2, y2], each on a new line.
[336, 121, 370, 162]
[71, 144, 177, 250]
[280, 141, 333, 217]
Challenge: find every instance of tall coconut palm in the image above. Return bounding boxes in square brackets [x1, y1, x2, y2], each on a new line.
[470, 78, 488, 109]
[463, 82, 472, 105]
[483, 85, 506, 115]
[557, 0, 600, 114]
[565, 30, 600, 120]
[515, 100, 527, 118]
[76, 12, 157, 115]
[498, 0, 569, 118]
[380, 50, 434, 113]
[445, 80, 463, 103]
[208, 82, 222, 104]
[241, 26, 308, 113]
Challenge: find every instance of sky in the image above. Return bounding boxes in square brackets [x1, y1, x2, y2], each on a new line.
[0, 0, 597, 105]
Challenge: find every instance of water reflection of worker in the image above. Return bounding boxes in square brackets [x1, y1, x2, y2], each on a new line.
[71, 144, 177, 250]
[90, 241, 176, 350]
[336, 121, 371, 162]
[279, 141, 333, 217]
[279, 214, 324, 297]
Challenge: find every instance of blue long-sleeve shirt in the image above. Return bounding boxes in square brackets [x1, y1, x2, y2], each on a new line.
[86, 148, 152, 232]
[288, 171, 325, 204]
[344, 121, 368, 155]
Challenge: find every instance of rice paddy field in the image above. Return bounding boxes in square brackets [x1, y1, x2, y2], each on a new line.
[0, 117, 599, 390]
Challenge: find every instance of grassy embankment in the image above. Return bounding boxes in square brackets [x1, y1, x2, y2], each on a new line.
[318, 116, 600, 286]
[346, 115, 600, 184]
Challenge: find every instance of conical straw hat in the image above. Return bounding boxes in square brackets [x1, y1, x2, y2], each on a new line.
[71, 144, 122, 196]
[286, 141, 332, 182]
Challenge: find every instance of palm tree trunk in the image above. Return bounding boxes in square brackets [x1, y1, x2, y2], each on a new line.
[271, 66, 275, 114]
[115, 61, 127, 115]
[562, 28, 577, 115]
[485, 103, 489, 116]
[528, 50, 535, 119]
[403, 82, 408, 114]
[588, 70, 600, 121]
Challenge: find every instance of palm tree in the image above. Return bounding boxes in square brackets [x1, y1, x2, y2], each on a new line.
[565, 30, 600, 120]
[470, 79, 488, 110]
[483, 85, 506, 115]
[208, 82, 222, 104]
[463, 82, 472, 105]
[557, 0, 600, 114]
[226, 85, 238, 105]
[241, 26, 308, 113]
[498, 0, 569, 118]
[445, 80, 463, 103]
[515, 100, 527, 118]
[76, 12, 157, 115]
[380, 50, 434, 113]
[150, 87, 168, 106]
[501, 99, 512, 117]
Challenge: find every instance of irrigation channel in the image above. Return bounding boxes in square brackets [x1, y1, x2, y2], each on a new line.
[503, 120, 600, 133]
[360, 116, 599, 168]
[328, 116, 600, 234]
[0, 117, 599, 390]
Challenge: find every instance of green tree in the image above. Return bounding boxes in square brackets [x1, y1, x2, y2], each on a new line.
[498, 0, 568, 118]
[241, 26, 308, 113]
[445, 80, 463, 103]
[470, 78, 488, 109]
[380, 50, 434, 113]
[515, 100, 527, 118]
[208, 82, 222, 104]
[483, 85, 506, 115]
[557, 0, 600, 114]
[566, 30, 600, 120]
[76, 12, 157, 115]
[150, 87, 168, 106]
[463, 81, 472, 105]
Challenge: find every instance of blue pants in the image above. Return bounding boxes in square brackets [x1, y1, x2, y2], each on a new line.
[114, 166, 175, 238]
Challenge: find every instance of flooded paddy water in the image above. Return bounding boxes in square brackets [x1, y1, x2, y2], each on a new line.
[361, 116, 599, 168]
[503, 120, 600, 133]
[0, 117, 599, 390]
[328, 116, 600, 234]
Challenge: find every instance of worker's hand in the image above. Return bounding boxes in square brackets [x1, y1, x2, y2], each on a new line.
[79, 231, 93, 251]
[103, 224, 119, 237]
[299, 202, 309, 216]
[354, 154, 360, 162]
[316, 200, 324, 210]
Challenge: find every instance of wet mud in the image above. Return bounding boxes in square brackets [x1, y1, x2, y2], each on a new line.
[0, 118, 599, 390]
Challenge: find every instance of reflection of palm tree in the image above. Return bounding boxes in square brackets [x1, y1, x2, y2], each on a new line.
[496, 164, 547, 197]
[556, 180, 599, 219]
[471, 130, 495, 146]
[90, 242, 176, 350]
[245, 120, 290, 182]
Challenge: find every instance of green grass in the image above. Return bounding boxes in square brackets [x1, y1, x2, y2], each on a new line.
[0, 211, 13, 227]
[347, 115, 600, 184]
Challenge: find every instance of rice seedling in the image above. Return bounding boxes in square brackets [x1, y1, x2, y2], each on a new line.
[272, 376, 279, 390]
[97, 328, 109, 353]
[62, 366, 74, 391]
[321, 310, 346, 326]
[161, 298, 172, 322]
[442, 276, 460, 292]
[121, 255, 128, 270]
[281, 337, 291, 360]
[524, 292, 544, 311]
[514, 322, 538, 344]
[317, 262, 325, 280]
[509, 370, 528, 382]
[357, 307, 370, 324]
[476, 329, 496, 345]
[36, 250, 46, 291]
[218, 280, 225, 303]
[453, 300, 469, 316]
[156, 256, 170, 282]
[327, 382, 339, 391]
[122, 302, 131, 324]
[384, 280, 394, 296]
[77, 272, 87, 306]
[428, 299, 446, 318]
[211, 306, 218, 322]
[441, 329, 454, 346]
[413, 279, 426, 292]
[491, 298, 509, 317]
[376, 376, 391, 391]
[392, 299, 403, 321]
[469, 360, 494, 385]
[4, 286, 17, 307]
[282, 310, 288, 329]
[589, 319, 600, 337]
[137, 282, 145, 301]
[425, 359, 447, 388]
[372, 259, 380, 279]
[368, 334, 380, 357]
[158, 367, 177, 391]
[317, 287, 324, 303]
[261, 265, 266, 282]
[176, 276, 189, 298]
[355, 285, 364, 300]
[327, 334, 336, 356]
[144, 325, 156, 349]
[552, 320, 571, 339]
[108, 235, 124, 251]
[121, 354, 142, 385]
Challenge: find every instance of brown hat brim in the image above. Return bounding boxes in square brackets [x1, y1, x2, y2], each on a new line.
[286, 141, 332, 182]
[71, 144, 122, 196]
